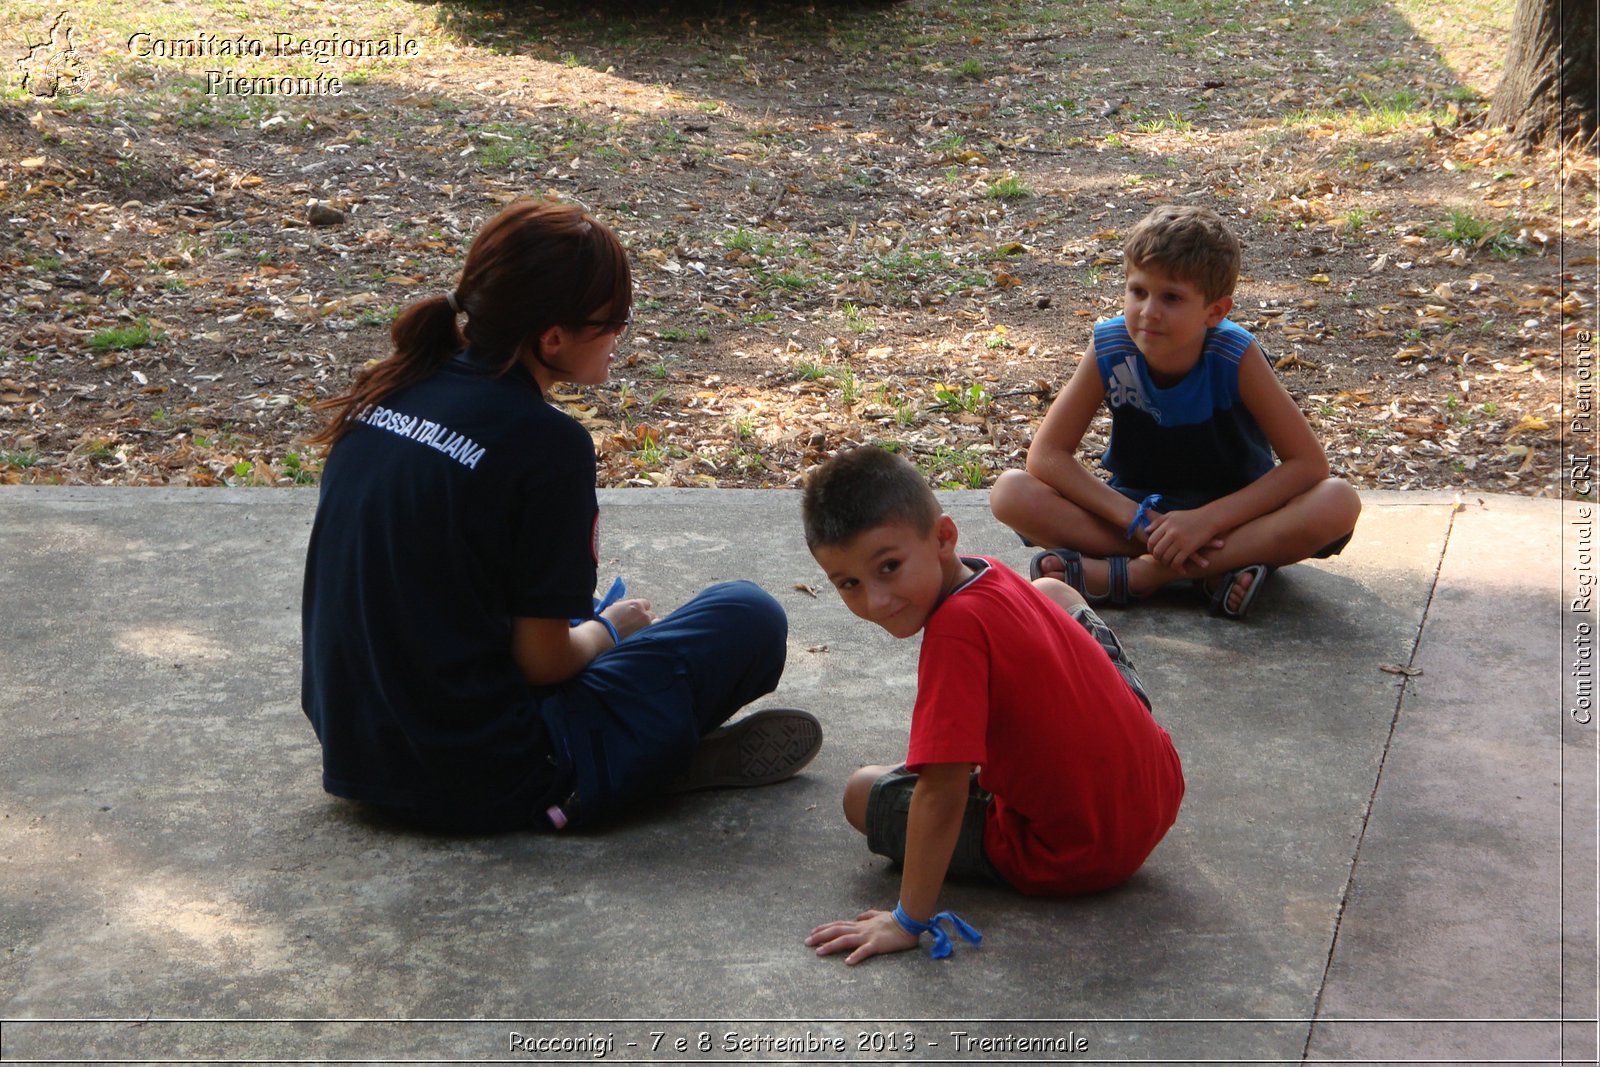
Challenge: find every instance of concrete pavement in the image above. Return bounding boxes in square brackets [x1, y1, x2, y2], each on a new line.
[0, 487, 1593, 1064]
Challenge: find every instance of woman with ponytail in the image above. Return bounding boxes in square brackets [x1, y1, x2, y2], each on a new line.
[301, 200, 819, 832]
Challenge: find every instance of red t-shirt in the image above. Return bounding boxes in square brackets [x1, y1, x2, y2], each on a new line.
[906, 558, 1185, 894]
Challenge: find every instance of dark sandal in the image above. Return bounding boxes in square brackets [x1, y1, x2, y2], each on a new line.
[1201, 563, 1270, 619]
[1029, 549, 1135, 606]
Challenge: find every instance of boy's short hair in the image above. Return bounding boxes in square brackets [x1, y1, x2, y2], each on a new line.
[802, 446, 941, 549]
[1123, 205, 1241, 303]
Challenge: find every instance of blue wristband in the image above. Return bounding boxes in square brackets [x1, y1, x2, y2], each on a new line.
[594, 574, 627, 613]
[891, 902, 983, 959]
[570, 576, 627, 646]
[1125, 493, 1164, 540]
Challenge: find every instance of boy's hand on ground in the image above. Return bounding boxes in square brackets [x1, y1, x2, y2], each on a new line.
[1143, 511, 1223, 573]
[806, 909, 920, 965]
[602, 598, 655, 640]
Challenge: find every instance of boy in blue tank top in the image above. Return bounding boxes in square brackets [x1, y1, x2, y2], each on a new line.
[990, 205, 1360, 618]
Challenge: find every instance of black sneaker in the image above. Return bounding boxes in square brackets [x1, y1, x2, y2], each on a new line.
[665, 707, 823, 792]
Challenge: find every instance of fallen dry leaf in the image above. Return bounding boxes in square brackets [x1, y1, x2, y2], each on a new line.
[1379, 664, 1424, 677]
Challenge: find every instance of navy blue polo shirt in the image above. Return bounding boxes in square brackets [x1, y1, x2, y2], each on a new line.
[301, 352, 597, 818]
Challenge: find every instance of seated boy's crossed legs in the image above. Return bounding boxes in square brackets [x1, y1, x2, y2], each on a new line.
[990, 469, 1360, 614]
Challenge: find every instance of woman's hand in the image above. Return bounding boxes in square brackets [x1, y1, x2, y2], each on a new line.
[806, 909, 920, 965]
[511, 600, 651, 687]
[602, 598, 654, 641]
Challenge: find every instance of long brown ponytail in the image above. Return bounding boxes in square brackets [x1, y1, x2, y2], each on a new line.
[309, 199, 631, 447]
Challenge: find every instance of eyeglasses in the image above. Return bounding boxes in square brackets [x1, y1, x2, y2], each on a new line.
[578, 314, 632, 335]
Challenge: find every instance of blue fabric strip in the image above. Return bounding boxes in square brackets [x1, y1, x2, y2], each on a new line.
[571, 575, 628, 635]
[1125, 493, 1164, 540]
[892, 902, 983, 959]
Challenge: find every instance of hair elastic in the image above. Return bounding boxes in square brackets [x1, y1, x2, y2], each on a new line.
[444, 290, 460, 313]
[891, 902, 983, 959]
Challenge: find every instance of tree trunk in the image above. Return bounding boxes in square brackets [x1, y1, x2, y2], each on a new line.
[1487, 0, 1597, 151]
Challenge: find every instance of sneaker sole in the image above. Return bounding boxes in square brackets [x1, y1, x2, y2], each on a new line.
[666, 707, 823, 792]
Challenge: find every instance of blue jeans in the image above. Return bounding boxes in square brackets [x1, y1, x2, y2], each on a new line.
[537, 580, 787, 827]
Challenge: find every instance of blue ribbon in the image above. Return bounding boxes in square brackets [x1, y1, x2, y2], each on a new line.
[593, 574, 627, 613]
[571, 575, 627, 645]
[892, 903, 983, 959]
[1125, 493, 1164, 540]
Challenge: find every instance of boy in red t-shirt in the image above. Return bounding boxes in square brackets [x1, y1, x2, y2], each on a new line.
[801, 446, 1185, 964]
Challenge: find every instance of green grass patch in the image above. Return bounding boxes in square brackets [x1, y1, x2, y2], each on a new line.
[1434, 209, 1525, 257]
[722, 228, 778, 256]
[918, 444, 991, 489]
[932, 381, 990, 413]
[985, 175, 1033, 200]
[842, 303, 874, 334]
[357, 304, 401, 328]
[1133, 111, 1195, 134]
[89, 318, 161, 352]
[1287, 91, 1458, 135]
[478, 125, 548, 169]
[279, 451, 320, 485]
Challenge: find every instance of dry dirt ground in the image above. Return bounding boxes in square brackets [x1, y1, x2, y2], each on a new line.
[0, 0, 1592, 494]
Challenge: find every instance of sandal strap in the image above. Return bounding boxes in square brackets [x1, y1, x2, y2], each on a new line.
[1059, 553, 1086, 598]
[1030, 549, 1088, 600]
[1108, 555, 1131, 605]
[1207, 563, 1269, 618]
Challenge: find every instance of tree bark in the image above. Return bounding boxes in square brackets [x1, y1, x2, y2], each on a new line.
[1487, 0, 1598, 151]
